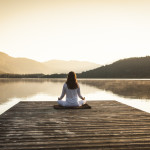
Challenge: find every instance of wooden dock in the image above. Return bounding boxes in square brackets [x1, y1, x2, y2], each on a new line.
[1, 101, 150, 150]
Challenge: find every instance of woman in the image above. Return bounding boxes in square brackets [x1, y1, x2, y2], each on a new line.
[58, 71, 86, 107]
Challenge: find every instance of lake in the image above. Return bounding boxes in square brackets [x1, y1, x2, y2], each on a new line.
[1, 78, 150, 114]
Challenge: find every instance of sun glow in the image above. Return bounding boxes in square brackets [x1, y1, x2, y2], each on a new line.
[0, 0, 150, 64]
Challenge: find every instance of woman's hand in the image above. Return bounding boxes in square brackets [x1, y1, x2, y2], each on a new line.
[82, 97, 85, 100]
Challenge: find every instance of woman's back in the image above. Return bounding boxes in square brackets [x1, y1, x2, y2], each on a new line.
[65, 83, 82, 98]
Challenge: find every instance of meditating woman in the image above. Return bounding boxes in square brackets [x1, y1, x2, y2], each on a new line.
[58, 71, 86, 107]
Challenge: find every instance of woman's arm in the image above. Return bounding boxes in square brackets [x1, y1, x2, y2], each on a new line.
[77, 86, 85, 100]
[58, 84, 66, 100]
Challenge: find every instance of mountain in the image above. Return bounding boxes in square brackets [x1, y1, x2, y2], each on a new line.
[46, 56, 150, 78]
[44, 60, 100, 74]
[0, 71, 4, 74]
[0, 52, 100, 74]
[78, 56, 150, 78]
[0, 52, 49, 74]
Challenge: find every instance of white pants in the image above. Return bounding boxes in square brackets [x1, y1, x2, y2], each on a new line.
[58, 99, 86, 107]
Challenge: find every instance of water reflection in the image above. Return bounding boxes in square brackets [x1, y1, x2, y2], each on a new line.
[0, 78, 101, 114]
[78, 79, 150, 99]
[1, 78, 150, 114]
[0, 78, 101, 104]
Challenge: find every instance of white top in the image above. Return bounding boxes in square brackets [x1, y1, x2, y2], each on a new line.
[59, 83, 84, 105]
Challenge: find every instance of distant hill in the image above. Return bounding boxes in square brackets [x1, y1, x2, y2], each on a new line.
[0, 52, 100, 74]
[0, 71, 4, 74]
[47, 56, 150, 78]
[78, 56, 150, 78]
[44, 60, 100, 74]
[0, 52, 49, 74]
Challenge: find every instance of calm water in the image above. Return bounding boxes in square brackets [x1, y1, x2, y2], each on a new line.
[1, 78, 150, 114]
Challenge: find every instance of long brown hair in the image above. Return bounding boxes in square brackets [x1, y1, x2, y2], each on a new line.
[66, 71, 79, 89]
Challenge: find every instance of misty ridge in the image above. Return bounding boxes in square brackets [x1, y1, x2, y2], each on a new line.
[0, 52, 100, 74]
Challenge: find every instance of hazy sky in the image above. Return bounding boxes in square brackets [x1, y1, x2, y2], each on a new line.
[0, 0, 150, 64]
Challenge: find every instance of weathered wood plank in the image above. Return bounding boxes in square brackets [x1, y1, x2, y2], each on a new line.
[0, 101, 150, 149]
